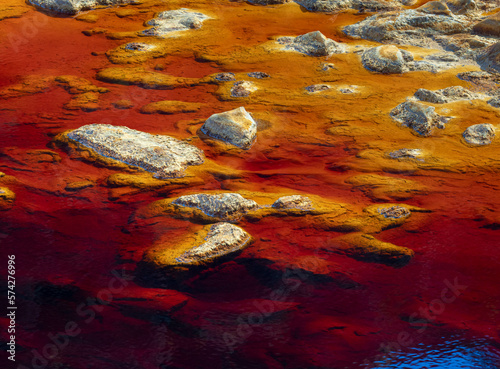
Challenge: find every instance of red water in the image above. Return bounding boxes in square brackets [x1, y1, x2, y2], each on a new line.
[1, 2, 500, 369]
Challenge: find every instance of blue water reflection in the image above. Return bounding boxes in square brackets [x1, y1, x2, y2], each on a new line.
[365, 337, 500, 369]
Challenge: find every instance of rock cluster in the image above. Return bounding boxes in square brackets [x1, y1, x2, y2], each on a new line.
[66, 124, 205, 179]
[414, 86, 482, 104]
[200, 107, 257, 149]
[277, 31, 347, 56]
[390, 100, 451, 136]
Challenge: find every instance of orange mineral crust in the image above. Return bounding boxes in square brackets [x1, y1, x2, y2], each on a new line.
[1, 0, 500, 368]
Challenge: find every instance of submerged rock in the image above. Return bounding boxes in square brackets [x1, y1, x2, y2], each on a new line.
[173, 193, 259, 222]
[361, 45, 407, 74]
[462, 123, 496, 146]
[200, 107, 257, 149]
[327, 233, 414, 267]
[414, 86, 481, 103]
[272, 195, 313, 210]
[0, 187, 15, 211]
[277, 31, 347, 56]
[27, 0, 134, 15]
[65, 124, 205, 178]
[142, 8, 210, 37]
[390, 100, 451, 136]
[140, 101, 203, 114]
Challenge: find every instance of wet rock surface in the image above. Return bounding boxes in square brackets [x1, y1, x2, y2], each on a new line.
[361, 45, 407, 74]
[462, 123, 496, 146]
[142, 8, 210, 37]
[64, 124, 205, 178]
[390, 100, 451, 136]
[172, 193, 259, 222]
[200, 107, 257, 149]
[27, 0, 135, 15]
[414, 86, 482, 103]
[277, 31, 347, 56]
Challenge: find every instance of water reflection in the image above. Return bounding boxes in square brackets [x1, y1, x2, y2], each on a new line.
[367, 337, 500, 369]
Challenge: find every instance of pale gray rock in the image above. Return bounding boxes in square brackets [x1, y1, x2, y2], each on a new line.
[173, 193, 259, 221]
[142, 9, 210, 37]
[272, 195, 313, 210]
[462, 123, 495, 146]
[214, 73, 236, 82]
[201, 107, 257, 149]
[175, 223, 251, 264]
[231, 81, 257, 97]
[344, 9, 472, 50]
[27, 0, 133, 14]
[361, 45, 407, 74]
[67, 124, 204, 179]
[247, 0, 289, 4]
[295, 0, 404, 13]
[388, 148, 424, 161]
[277, 31, 347, 56]
[390, 100, 451, 136]
[414, 86, 480, 103]
[305, 84, 331, 93]
[378, 205, 411, 219]
[488, 97, 500, 108]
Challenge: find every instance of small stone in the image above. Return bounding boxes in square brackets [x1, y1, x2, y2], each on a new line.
[272, 195, 313, 211]
[305, 84, 331, 93]
[277, 31, 346, 56]
[377, 205, 411, 219]
[390, 100, 451, 136]
[124, 43, 155, 52]
[320, 63, 336, 71]
[201, 107, 257, 149]
[175, 223, 251, 264]
[388, 148, 424, 161]
[247, 72, 270, 79]
[214, 72, 236, 82]
[173, 193, 259, 221]
[462, 123, 495, 146]
[231, 81, 257, 97]
[362, 45, 408, 74]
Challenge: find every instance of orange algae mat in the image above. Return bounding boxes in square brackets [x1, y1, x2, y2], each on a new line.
[0, 0, 500, 368]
